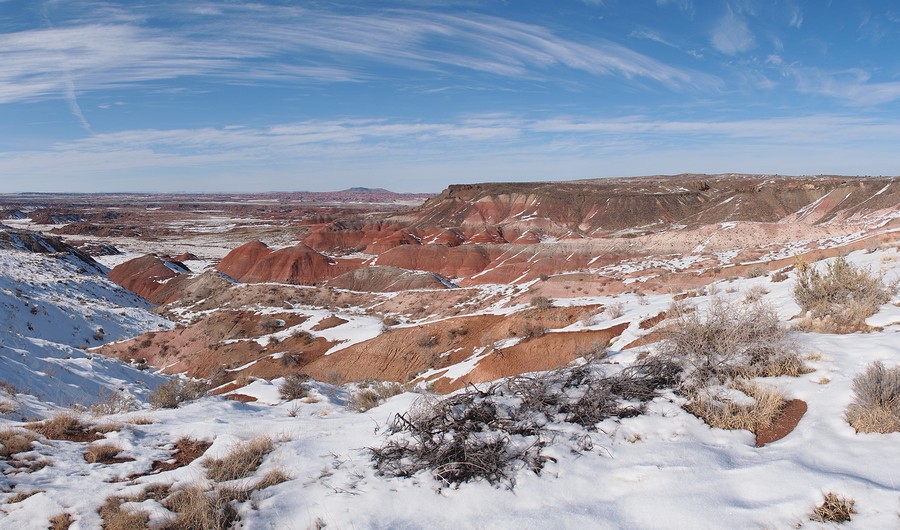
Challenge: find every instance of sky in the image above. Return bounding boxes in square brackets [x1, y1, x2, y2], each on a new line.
[1, 0, 899, 193]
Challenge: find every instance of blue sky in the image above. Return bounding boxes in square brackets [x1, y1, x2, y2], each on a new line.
[1, 0, 899, 193]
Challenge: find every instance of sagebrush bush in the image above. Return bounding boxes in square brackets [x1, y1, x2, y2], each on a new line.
[846, 361, 900, 433]
[149, 379, 209, 409]
[278, 373, 310, 401]
[203, 436, 273, 482]
[793, 256, 897, 332]
[660, 298, 805, 389]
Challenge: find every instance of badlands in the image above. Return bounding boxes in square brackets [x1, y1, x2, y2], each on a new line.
[1, 174, 900, 529]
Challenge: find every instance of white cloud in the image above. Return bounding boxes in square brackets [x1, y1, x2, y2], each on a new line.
[2, 113, 899, 192]
[0, 5, 714, 106]
[789, 6, 803, 28]
[710, 9, 756, 55]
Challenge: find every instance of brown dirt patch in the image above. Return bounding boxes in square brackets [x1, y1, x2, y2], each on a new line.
[150, 438, 212, 473]
[755, 399, 807, 447]
[224, 393, 257, 403]
[312, 315, 348, 331]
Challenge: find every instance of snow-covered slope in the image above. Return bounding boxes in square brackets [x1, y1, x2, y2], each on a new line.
[0, 226, 172, 412]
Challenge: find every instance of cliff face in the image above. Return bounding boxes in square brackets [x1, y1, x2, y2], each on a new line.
[411, 175, 900, 234]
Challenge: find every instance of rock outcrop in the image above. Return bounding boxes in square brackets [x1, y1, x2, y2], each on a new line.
[216, 241, 357, 285]
[108, 255, 189, 301]
[327, 266, 456, 292]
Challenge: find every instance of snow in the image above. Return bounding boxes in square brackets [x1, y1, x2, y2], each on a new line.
[3, 243, 900, 528]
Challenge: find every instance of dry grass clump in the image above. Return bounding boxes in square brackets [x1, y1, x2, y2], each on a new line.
[278, 373, 310, 401]
[846, 361, 900, 433]
[793, 256, 898, 333]
[684, 380, 786, 433]
[371, 356, 679, 488]
[163, 485, 238, 530]
[0, 380, 16, 395]
[149, 379, 209, 409]
[84, 443, 126, 464]
[254, 468, 291, 490]
[27, 411, 100, 442]
[48, 513, 74, 530]
[203, 436, 273, 482]
[660, 298, 806, 389]
[0, 428, 37, 458]
[348, 381, 408, 412]
[99, 496, 150, 530]
[810, 492, 856, 523]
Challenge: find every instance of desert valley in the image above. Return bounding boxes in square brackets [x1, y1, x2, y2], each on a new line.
[1, 173, 899, 528]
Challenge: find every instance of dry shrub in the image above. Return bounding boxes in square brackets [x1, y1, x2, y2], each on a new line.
[685, 380, 786, 433]
[371, 356, 679, 488]
[278, 373, 310, 401]
[518, 322, 546, 340]
[810, 492, 856, 523]
[745, 265, 767, 278]
[605, 302, 625, 319]
[660, 298, 805, 389]
[529, 296, 552, 310]
[446, 327, 468, 340]
[149, 379, 209, 409]
[743, 284, 769, 303]
[0, 380, 17, 395]
[793, 256, 898, 333]
[0, 428, 37, 458]
[91, 392, 139, 417]
[0, 398, 17, 415]
[49, 513, 74, 530]
[203, 436, 273, 482]
[416, 334, 439, 348]
[846, 361, 900, 433]
[348, 382, 407, 412]
[99, 496, 150, 530]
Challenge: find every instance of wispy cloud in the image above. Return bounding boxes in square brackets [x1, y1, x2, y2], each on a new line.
[2, 112, 899, 191]
[788, 6, 803, 28]
[710, 8, 756, 55]
[0, 3, 713, 106]
[656, 0, 693, 13]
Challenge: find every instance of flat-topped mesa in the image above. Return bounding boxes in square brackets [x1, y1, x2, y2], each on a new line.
[409, 174, 900, 234]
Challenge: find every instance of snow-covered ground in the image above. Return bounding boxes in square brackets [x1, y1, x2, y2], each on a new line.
[0, 242, 173, 411]
[2, 248, 900, 528]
